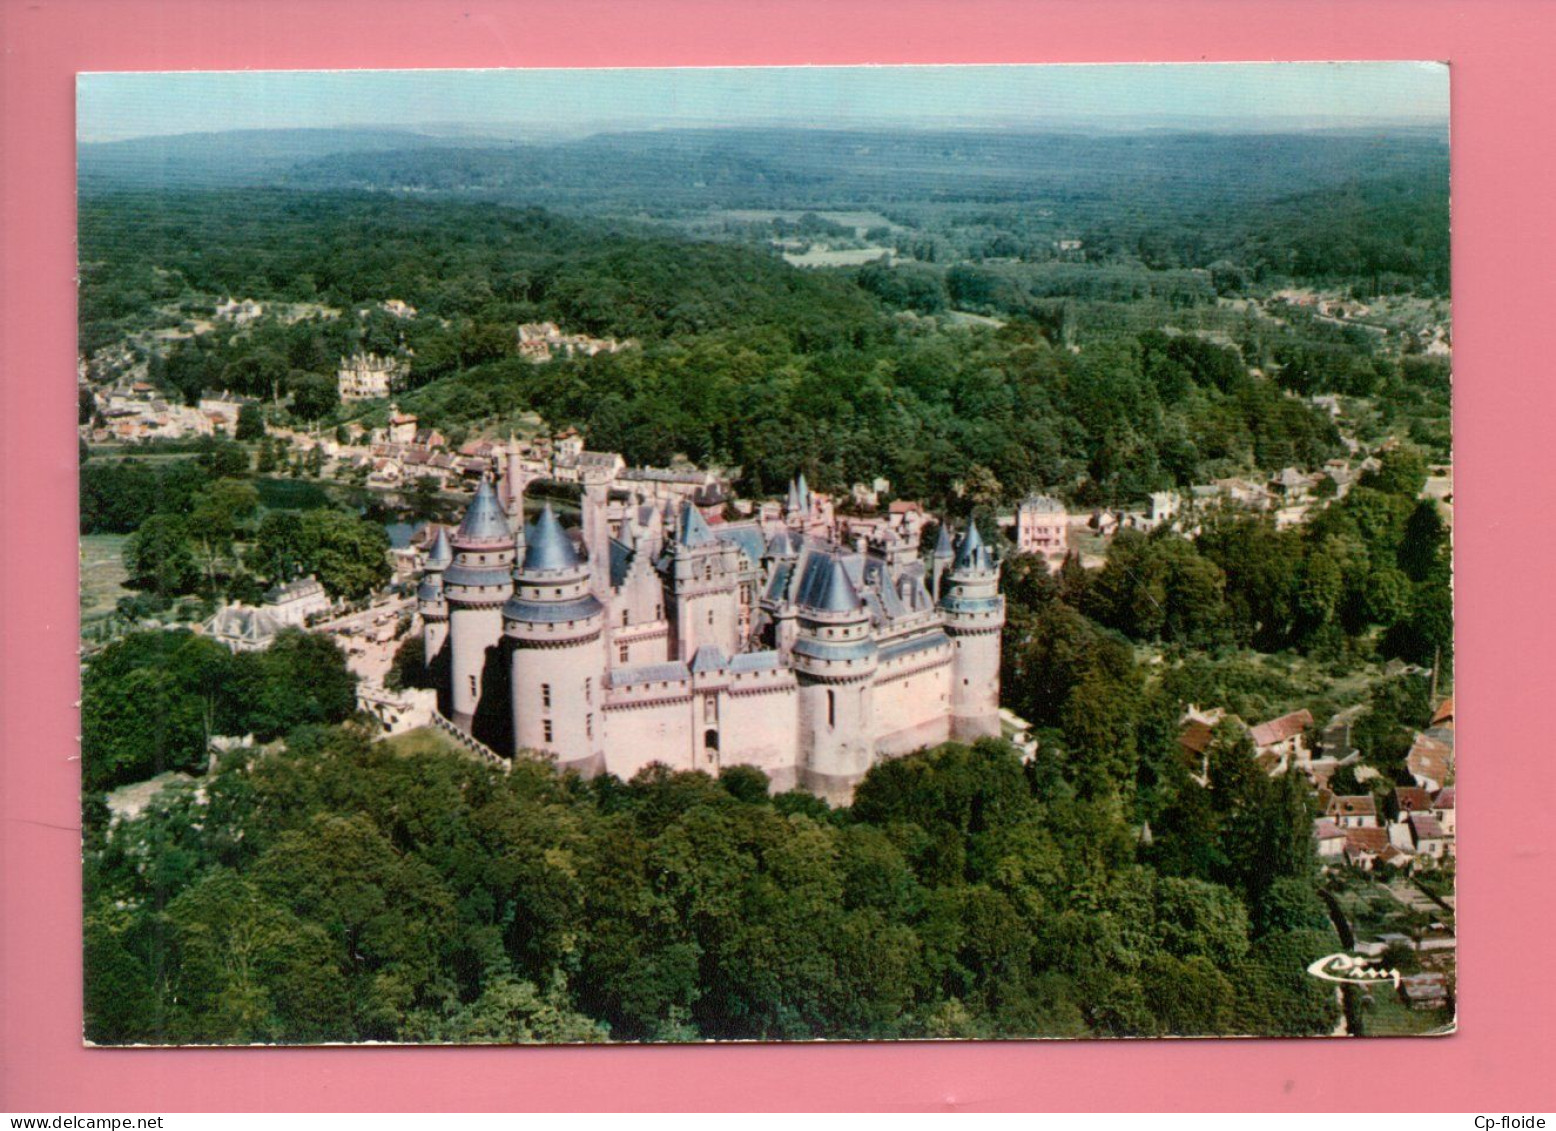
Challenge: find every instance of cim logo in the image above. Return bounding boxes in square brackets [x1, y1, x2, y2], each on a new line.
[1305, 952, 1402, 988]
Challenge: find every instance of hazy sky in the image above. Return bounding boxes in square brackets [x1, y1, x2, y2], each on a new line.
[78, 62, 1449, 143]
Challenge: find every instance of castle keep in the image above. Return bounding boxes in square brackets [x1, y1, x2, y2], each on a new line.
[418, 462, 1004, 803]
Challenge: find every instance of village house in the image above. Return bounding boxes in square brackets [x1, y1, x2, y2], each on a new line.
[1249, 708, 1314, 774]
[203, 603, 286, 652]
[1328, 794, 1379, 829]
[1432, 786, 1456, 837]
[1407, 812, 1450, 862]
[263, 575, 333, 628]
[1342, 826, 1390, 869]
[1406, 732, 1454, 792]
[337, 352, 409, 401]
[1314, 818, 1348, 860]
[1014, 495, 1068, 571]
[214, 296, 263, 325]
[516, 321, 636, 362]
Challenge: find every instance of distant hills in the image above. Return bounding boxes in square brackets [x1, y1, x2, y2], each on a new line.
[78, 125, 1449, 217]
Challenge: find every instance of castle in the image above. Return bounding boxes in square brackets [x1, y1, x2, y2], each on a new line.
[417, 458, 1004, 803]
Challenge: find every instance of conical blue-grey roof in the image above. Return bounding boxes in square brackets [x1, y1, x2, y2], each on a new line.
[678, 502, 717, 548]
[522, 503, 581, 572]
[455, 478, 510, 544]
[933, 523, 954, 559]
[765, 529, 797, 559]
[424, 526, 453, 570]
[796, 552, 862, 614]
[954, 522, 992, 572]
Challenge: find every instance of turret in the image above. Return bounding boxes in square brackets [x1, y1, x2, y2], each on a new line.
[667, 502, 742, 660]
[938, 522, 1004, 741]
[791, 551, 878, 802]
[444, 478, 516, 735]
[504, 504, 607, 775]
[930, 521, 954, 601]
[418, 526, 452, 689]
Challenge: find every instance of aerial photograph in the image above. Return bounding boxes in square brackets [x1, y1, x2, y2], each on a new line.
[76, 63, 1453, 1044]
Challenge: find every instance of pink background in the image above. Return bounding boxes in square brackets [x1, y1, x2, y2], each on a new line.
[2, 0, 1552, 1112]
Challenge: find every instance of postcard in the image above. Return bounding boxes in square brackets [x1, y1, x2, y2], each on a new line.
[76, 62, 1453, 1045]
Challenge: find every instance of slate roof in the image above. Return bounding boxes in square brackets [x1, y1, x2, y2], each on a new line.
[954, 523, 993, 572]
[609, 661, 692, 687]
[455, 478, 511, 544]
[678, 502, 717, 548]
[934, 523, 954, 559]
[522, 504, 581, 572]
[795, 552, 862, 614]
[728, 650, 783, 673]
[424, 527, 453, 571]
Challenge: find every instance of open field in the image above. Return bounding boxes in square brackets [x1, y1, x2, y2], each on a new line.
[80, 533, 131, 623]
[782, 245, 894, 268]
[381, 724, 485, 762]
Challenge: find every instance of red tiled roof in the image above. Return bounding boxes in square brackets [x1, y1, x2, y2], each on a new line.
[1408, 813, 1447, 841]
[1330, 795, 1377, 817]
[1313, 819, 1346, 840]
[1407, 734, 1453, 786]
[1250, 709, 1313, 748]
[1433, 787, 1456, 811]
[1394, 787, 1433, 813]
[1344, 827, 1389, 854]
[1431, 696, 1454, 728]
[1179, 720, 1215, 756]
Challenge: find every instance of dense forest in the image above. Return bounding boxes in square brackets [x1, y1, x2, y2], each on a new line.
[85, 727, 1341, 1044]
[79, 186, 1453, 508]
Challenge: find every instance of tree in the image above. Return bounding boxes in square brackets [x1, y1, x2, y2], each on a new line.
[288, 371, 339, 422]
[232, 629, 358, 740]
[123, 514, 200, 598]
[246, 510, 390, 599]
[235, 403, 266, 441]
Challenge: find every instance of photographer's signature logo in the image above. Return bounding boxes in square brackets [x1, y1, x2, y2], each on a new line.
[1306, 952, 1402, 988]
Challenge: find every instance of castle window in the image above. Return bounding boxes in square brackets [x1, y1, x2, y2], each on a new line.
[586, 713, 594, 740]
[585, 677, 592, 705]
[469, 675, 477, 698]
[704, 562, 714, 581]
[543, 719, 553, 743]
[619, 643, 630, 663]
[542, 683, 552, 709]
[707, 610, 714, 627]
[622, 609, 630, 627]
[827, 690, 836, 729]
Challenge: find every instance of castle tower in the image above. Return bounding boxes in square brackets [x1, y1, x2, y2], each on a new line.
[580, 469, 613, 602]
[443, 478, 516, 734]
[504, 504, 607, 775]
[418, 526, 453, 697]
[930, 522, 954, 601]
[791, 551, 878, 802]
[939, 522, 1005, 741]
[667, 502, 742, 661]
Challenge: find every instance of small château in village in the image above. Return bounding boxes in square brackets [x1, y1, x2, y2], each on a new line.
[416, 452, 1004, 802]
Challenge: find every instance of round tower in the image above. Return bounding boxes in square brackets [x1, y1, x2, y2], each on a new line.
[791, 551, 878, 803]
[939, 522, 1005, 741]
[443, 478, 516, 733]
[504, 503, 608, 775]
[417, 525, 453, 689]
